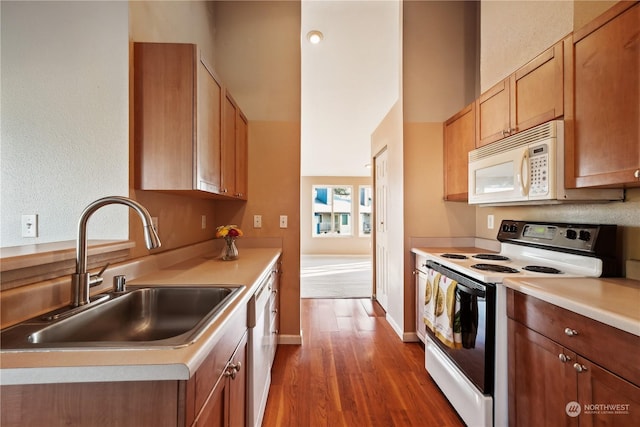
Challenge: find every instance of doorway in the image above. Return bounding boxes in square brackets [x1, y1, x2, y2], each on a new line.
[374, 148, 389, 311]
[300, 254, 372, 298]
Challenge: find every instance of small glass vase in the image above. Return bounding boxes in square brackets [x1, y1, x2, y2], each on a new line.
[221, 237, 239, 261]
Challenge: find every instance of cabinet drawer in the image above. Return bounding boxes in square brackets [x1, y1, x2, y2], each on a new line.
[507, 289, 639, 385]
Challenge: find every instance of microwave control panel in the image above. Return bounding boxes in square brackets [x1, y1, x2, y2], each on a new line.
[529, 144, 549, 196]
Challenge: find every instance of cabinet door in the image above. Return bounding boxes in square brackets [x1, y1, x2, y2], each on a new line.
[229, 332, 247, 427]
[195, 332, 247, 427]
[235, 111, 248, 199]
[196, 56, 223, 193]
[566, 2, 640, 188]
[221, 91, 237, 197]
[443, 102, 476, 200]
[576, 355, 640, 427]
[476, 77, 512, 147]
[195, 377, 226, 427]
[513, 39, 564, 133]
[508, 319, 578, 427]
[134, 42, 196, 191]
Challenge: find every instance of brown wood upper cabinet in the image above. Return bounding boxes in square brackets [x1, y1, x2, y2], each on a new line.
[476, 39, 565, 148]
[443, 102, 475, 201]
[134, 42, 248, 200]
[221, 91, 248, 200]
[565, 1, 640, 189]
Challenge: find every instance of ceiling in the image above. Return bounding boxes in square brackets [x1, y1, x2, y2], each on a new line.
[300, 0, 401, 177]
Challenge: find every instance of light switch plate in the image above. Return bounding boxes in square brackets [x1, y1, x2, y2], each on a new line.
[21, 214, 38, 238]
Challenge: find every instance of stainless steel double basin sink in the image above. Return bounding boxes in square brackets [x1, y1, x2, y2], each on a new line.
[0, 285, 244, 350]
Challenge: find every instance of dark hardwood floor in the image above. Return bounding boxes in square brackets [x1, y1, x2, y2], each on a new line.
[262, 298, 465, 426]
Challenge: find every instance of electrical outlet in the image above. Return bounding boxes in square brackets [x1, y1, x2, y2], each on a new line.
[253, 215, 262, 228]
[151, 217, 159, 234]
[201, 215, 207, 229]
[487, 214, 494, 230]
[279, 215, 288, 228]
[21, 214, 38, 238]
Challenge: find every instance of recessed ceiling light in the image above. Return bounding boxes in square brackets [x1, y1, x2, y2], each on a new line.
[307, 30, 323, 44]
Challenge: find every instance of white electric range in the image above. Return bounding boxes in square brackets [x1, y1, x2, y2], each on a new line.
[418, 220, 618, 427]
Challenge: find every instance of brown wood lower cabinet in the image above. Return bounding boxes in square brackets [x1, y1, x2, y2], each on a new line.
[194, 331, 247, 427]
[0, 305, 248, 427]
[507, 289, 640, 427]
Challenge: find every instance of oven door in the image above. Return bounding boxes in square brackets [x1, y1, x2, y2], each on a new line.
[424, 261, 495, 394]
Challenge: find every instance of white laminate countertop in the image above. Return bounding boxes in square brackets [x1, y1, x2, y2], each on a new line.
[0, 248, 282, 385]
[502, 276, 640, 336]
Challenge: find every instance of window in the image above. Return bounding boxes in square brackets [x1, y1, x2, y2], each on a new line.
[359, 185, 372, 236]
[312, 186, 352, 236]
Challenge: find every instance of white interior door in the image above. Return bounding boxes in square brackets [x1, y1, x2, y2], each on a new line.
[374, 148, 389, 310]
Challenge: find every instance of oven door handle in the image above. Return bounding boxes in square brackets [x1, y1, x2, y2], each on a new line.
[456, 283, 485, 298]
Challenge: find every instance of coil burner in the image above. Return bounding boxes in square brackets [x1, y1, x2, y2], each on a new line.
[522, 265, 563, 274]
[473, 254, 510, 261]
[440, 254, 469, 260]
[471, 263, 519, 273]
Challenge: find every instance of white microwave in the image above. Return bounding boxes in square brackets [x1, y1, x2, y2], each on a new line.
[468, 120, 623, 206]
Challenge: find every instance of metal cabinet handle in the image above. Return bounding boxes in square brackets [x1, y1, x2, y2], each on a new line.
[573, 363, 587, 373]
[635, 169, 640, 179]
[558, 353, 572, 363]
[224, 361, 242, 379]
[564, 327, 578, 337]
[272, 308, 278, 314]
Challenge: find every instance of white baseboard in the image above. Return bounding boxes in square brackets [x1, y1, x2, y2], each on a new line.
[385, 314, 404, 341]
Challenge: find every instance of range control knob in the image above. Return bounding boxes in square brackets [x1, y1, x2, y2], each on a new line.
[566, 229, 577, 240]
[509, 224, 518, 233]
[579, 230, 591, 242]
[502, 224, 510, 232]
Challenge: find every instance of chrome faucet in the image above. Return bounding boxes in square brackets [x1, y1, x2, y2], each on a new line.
[72, 196, 161, 306]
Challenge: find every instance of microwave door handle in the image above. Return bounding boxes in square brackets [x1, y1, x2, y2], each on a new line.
[519, 149, 530, 196]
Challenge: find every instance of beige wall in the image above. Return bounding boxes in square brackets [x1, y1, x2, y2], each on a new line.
[300, 176, 372, 255]
[573, 0, 619, 29]
[217, 121, 301, 339]
[1, 1, 130, 246]
[372, 101, 405, 335]
[398, 1, 479, 338]
[403, 122, 477, 331]
[478, 0, 639, 272]
[404, 0, 479, 121]
[211, 2, 302, 340]
[480, 0, 573, 91]
[132, 1, 303, 338]
[128, 1, 220, 258]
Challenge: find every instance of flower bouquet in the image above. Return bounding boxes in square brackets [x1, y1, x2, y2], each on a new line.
[216, 225, 243, 260]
